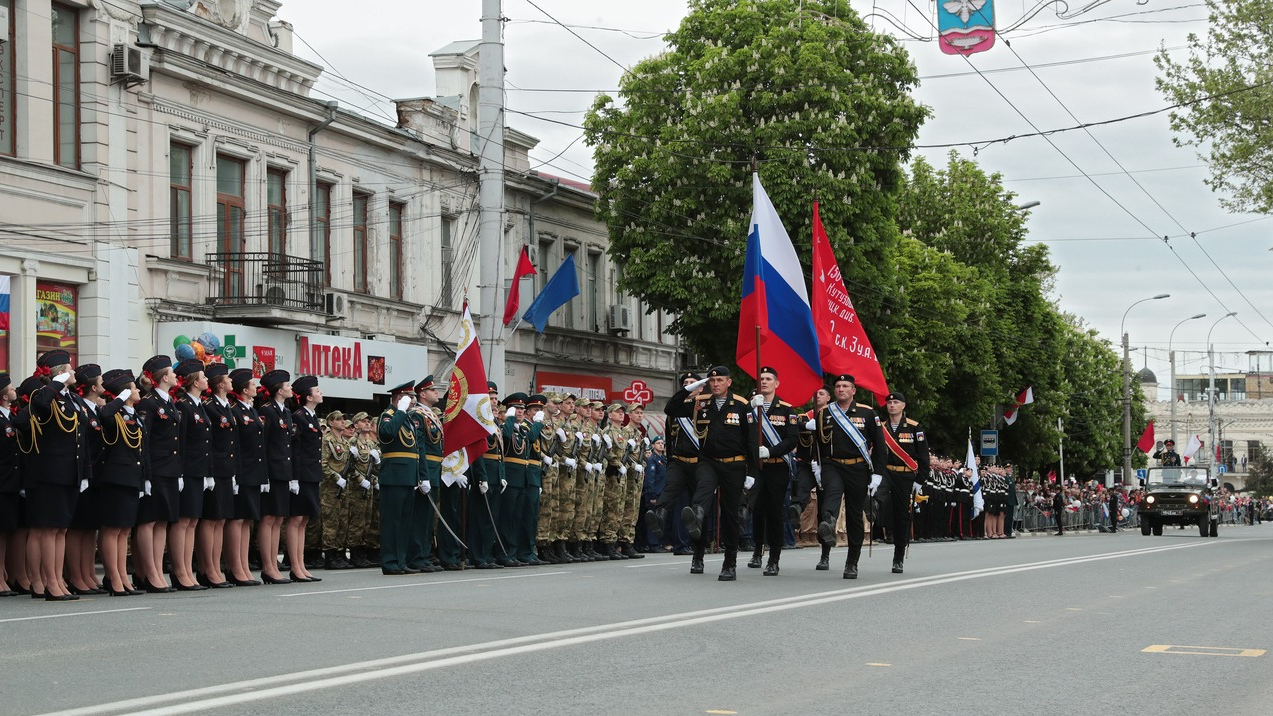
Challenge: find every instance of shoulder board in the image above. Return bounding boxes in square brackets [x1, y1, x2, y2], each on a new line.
[776, 400, 792, 408]
[382, 409, 395, 417]
[906, 418, 919, 426]
[693, 393, 712, 401]
[856, 403, 873, 411]
[731, 393, 748, 404]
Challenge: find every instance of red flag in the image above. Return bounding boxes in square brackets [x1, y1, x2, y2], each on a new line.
[811, 202, 889, 403]
[1136, 420, 1155, 453]
[443, 302, 497, 468]
[503, 246, 537, 325]
[1002, 386, 1034, 425]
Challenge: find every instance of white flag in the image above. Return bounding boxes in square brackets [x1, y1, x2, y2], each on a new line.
[1182, 434, 1203, 463]
[965, 438, 984, 518]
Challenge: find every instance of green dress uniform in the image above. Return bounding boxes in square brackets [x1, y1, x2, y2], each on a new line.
[406, 405, 444, 571]
[376, 387, 420, 574]
[467, 438, 501, 568]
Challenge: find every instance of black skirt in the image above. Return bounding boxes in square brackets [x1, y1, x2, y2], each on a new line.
[261, 479, 291, 517]
[0, 492, 22, 532]
[232, 486, 262, 522]
[177, 476, 205, 520]
[96, 482, 141, 529]
[69, 483, 99, 530]
[201, 477, 235, 520]
[136, 477, 178, 525]
[25, 482, 77, 529]
[290, 481, 320, 518]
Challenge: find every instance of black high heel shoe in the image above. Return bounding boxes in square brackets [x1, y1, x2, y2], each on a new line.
[230, 576, 262, 587]
[144, 578, 177, 594]
[46, 592, 79, 601]
[261, 573, 292, 585]
[288, 572, 321, 583]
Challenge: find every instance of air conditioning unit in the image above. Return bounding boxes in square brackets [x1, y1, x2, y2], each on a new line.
[110, 44, 149, 87]
[609, 304, 632, 334]
[325, 291, 348, 318]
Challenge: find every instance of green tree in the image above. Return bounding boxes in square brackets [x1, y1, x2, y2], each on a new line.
[1243, 449, 1273, 496]
[1155, 0, 1273, 213]
[584, 0, 928, 364]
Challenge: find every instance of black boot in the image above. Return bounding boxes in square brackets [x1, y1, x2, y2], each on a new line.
[892, 560, 904, 574]
[817, 514, 837, 545]
[844, 547, 860, 579]
[816, 543, 831, 571]
[718, 548, 737, 581]
[554, 541, 574, 563]
[682, 505, 704, 540]
[646, 507, 666, 541]
[621, 542, 644, 559]
[747, 547, 764, 569]
[690, 545, 705, 574]
[788, 502, 803, 527]
[538, 546, 557, 564]
[604, 542, 622, 561]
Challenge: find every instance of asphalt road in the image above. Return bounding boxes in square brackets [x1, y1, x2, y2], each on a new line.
[6, 525, 1273, 716]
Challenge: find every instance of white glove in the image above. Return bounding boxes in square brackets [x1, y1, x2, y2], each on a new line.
[19, 489, 25, 498]
[540, 487, 544, 495]
[232, 478, 239, 495]
[505, 407, 516, 419]
[759, 446, 770, 459]
[750, 394, 765, 408]
[913, 483, 923, 496]
[533, 411, 545, 423]
[627, 439, 637, 450]
[116, 388, 132, 403]
[336, 477, 347, 490]
[178, 477, 185, 492]
[418, 481, 432, 495]
[685, 378, 708, 392]
[289, 479, 300, 494]
[556, 428, 568, 442]
[869, 474, 883, 495]
[53, 372, 71, 385]
[619, 465, 628, 476]
[593, 463, 603, 475]
[575, 432, 584, 442]
[261, 482, 270, 494]
[360, 479, 372, 490]
[565, 457, 578, 469]
[456, 475, 468, 489]
[144, 480, 153, 496]
[805, 419, 817, 431]
[350, 446, 360, 458]
[543, 456, 554, 467]
[603, 435, 613, 448]
[80, 478, 89, 493]
[479, 481, 489, 495]
[634, 464, 645, 474]
[370, 449, 381, 464]
[643, 437, 651, 447]
[811, 463, 822, 487]
[591, 434, 602, 446]
[744, 475, 756, 490]
[202, 477, 214, 491]
[397, 396, 411, 411]
[372, 481, 379, 491]
[500, 479, 508, 493]
[585, 462, 595, 474]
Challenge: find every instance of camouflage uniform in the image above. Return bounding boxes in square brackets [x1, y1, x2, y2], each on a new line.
[319, 414, 353, 565]
[347, 419, 381, 566]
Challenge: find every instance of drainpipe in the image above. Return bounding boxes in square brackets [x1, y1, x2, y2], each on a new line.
[308, 101, 339, 266]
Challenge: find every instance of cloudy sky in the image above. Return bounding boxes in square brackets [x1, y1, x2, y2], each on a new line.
[278, 0, 1271, 395]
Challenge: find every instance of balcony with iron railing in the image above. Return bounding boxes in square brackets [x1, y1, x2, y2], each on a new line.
[204, 252, 327, 324]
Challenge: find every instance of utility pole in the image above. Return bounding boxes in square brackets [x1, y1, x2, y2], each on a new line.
[478, 0, 507, 383]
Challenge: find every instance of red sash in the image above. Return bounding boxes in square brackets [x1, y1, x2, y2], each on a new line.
[882, 424, 919, 472]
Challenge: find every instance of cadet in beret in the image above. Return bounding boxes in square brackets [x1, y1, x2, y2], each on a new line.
[135, 354, 181, 593]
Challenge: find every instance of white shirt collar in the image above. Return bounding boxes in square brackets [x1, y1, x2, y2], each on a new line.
[154, 387, 171, 402]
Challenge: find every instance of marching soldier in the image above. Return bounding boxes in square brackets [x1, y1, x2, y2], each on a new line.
[406, 376, 444, 573]
[377, 381, 420, 575]
[646, 373, 705, 548]
[674, 365, 760, 581]
[347, 412, 381, 568]
[809, 373, 887, 580]
[747, 367, 800, 576]
[319, 410, 352, 569]
[879, 391, 929, 574]
[788, 386, 832, 568]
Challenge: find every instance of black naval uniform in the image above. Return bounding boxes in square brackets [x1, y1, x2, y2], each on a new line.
[811, 401, 887, 573]
[136, 388, 182, 525]
[749, 397, 799, 571]
[688, 391, 759, 577]
[881, 413, 929, 566]
[648, 385, 705, 540]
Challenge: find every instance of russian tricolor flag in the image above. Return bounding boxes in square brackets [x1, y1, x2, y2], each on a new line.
[736, 173, 823, 404]
[0, 275, 10, 331]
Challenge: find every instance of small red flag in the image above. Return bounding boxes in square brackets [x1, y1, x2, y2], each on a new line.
[503, 246, 537, 325]
[1136, 420, 1155, 453]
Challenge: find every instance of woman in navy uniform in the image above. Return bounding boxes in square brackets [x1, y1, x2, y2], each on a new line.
[135, 355, 182, 593]
[27, 350, 91, 600]
[171, 359, 210, 591]
[287, 375, 323, 583]
[226, 368, 264, 586]
[0, 374, 22, 597]
[8, 376, 45, 595]
[198, 363, 237, 588]
[257, 369, 294, 584]
[97, 369, 146, 596]
[66, 363, 105, 595]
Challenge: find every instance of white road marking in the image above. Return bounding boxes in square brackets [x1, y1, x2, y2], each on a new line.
[33, 541, 1218, 716]
[277, 570, 568, 597]
[0, 607, 151, 624]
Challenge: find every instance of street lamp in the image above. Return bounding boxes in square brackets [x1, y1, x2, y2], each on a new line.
[1015, 200, 1041, 210]
[1208, 311, 1238, 469]
[1122, 294, 1170, 485]
[1169, 313, 1207, 443]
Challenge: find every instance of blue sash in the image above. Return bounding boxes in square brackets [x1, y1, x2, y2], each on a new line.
[757, 407, 795, 473]
[828, 402, 873, 472]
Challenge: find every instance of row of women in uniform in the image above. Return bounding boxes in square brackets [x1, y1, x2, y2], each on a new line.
[0, 349, 330, 602]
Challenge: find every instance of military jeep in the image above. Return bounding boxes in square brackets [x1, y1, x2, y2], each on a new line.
[1137, 466, 1219, 537]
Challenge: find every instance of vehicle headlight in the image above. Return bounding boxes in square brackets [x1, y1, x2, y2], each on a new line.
[1188, 495, 1199, 504]
[1146, 495, 1155, 504]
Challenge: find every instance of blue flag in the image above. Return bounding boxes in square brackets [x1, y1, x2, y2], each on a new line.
[522, 254, 580, 333]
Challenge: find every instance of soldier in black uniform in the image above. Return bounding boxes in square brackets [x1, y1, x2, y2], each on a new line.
[136, 354, 182, 593]
[227, 368, 264, 586]
[746, 367, 799, 576]
[789, 385, 833, 568]
[810, 374, 887, 579]
[96, 369, 146, 596]
[199, 362, 238, 588]
[879, 391, 929, 574]
[171, 359, 210, 591]
[645, 372, 703, 545]
[288, 375, 324, 583]
[256, 369, 294, 584]
[1153, 439, 1182, 466]
[672, 365, 759, 581]
[0, 373, 19, 597]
